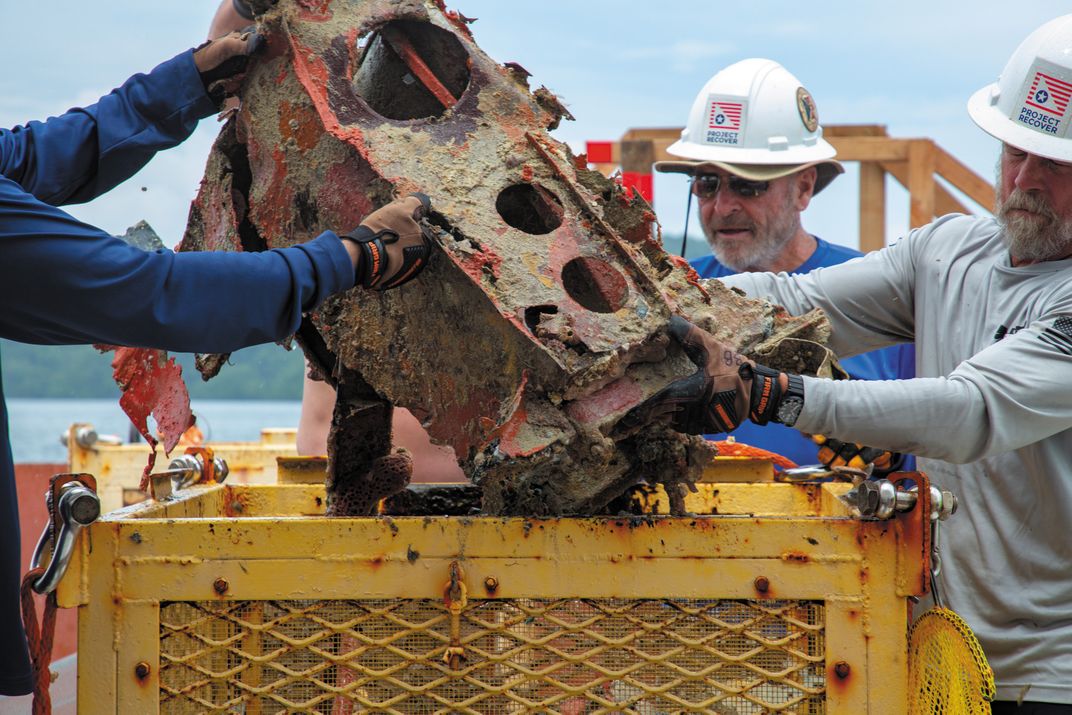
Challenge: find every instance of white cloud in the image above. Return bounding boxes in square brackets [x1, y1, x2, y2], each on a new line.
[617, 40, 735, 73]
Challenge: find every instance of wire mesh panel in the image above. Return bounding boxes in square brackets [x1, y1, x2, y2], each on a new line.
[158, 598, 825, 714]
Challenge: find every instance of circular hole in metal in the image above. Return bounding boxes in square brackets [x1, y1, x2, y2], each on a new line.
[562, 257, 630, 313]
[524, 304, 558, 334]
[496, 183, 564, 235]
[353, 20, 471, 120]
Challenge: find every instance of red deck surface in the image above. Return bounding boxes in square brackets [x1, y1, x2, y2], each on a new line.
[14, 463, 78, 662]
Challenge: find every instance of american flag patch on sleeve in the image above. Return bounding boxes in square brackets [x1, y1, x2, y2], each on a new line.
[1038, 316, 1072, 355]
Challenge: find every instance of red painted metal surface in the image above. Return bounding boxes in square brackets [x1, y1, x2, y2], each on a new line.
[584, 141, 614, 164]
[178, 0, 838, 514]
[103, 347, 193, 455]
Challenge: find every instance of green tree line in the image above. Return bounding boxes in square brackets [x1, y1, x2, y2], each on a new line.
[0, 232, 702, 401]
[1, 339, 305, 400]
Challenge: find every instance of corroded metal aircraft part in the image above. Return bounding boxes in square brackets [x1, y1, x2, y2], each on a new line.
[180, 0, 837, 515]
[325, 369, 411, 515]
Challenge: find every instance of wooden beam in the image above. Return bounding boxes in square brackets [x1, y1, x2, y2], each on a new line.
[859, 163, 886, 253]
[935, 148, 995, 212]
[646, 133, 914, 163]
[620, 140, 655, 174]
[651, 138, 679, 163]
[828, 137, 910, 162]
[907, 140, 937, 228]
[620, 127, 682, 142]
[880, 161, 968, 218]
[823, 124, 889, 138]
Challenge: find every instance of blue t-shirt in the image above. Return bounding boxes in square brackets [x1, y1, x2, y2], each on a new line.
[691, 238, 916, 467]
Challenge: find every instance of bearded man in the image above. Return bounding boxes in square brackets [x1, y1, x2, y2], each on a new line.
[629, 16, 1072, 710]
[655, 58, 915, 466]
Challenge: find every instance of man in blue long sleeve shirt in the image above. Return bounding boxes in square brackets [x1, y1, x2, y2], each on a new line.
[0, 33, 434, 695]
[655, 58, 915, 467]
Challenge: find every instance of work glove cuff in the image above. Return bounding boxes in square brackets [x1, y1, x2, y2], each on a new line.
[745, 363, 785, 425]
[343, 193, 435, 290]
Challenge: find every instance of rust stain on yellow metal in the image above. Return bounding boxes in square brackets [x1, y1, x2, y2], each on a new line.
[61, 480, 926, 713]
[626, 479, 854, 517]
[66, 422, 299, 512]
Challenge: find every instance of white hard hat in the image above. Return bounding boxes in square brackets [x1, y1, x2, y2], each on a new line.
[968, 15, 1072, 161]
[655, 58, 843, 194]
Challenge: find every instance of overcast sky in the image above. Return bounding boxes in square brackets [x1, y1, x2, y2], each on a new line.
[1, 2, 1063, 255]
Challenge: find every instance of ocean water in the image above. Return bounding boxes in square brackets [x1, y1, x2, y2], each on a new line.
[7, 398, 301, 464]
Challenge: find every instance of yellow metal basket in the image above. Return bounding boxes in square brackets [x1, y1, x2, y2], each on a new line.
[57, 474, 931, 714]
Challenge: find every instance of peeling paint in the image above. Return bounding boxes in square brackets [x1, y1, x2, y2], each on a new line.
[181, 0, 840, 516]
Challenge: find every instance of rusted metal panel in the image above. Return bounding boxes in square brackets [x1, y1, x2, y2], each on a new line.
[100, 347, 193, 468]
[180, 0, 839, 515]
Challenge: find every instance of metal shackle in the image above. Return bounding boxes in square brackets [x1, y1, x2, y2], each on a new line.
[31, 482, 102, 594]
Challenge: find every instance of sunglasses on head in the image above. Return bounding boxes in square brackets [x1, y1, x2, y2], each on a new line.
[691, 174, 770, 199]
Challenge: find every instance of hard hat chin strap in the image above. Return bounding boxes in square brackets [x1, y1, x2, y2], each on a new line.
[680, 186, 693, 258]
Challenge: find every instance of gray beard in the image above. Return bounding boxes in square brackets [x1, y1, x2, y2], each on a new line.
[708, 230, 792, 272]
[702, 193, 799, 272]
[997, 193, 1072, 263]
[995, 166, 1072, 264]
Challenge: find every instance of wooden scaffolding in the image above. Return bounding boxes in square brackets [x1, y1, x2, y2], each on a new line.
[586, 124, 996, 252]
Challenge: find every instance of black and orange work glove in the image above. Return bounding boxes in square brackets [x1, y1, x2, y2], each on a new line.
[343, 193, 436, 290]
[615, 316, 791, 436]
[193, 26, 264, 107]
[812, 435, 902, 474]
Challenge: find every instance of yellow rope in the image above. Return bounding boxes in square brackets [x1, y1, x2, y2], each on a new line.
[908, 608, 995, 714]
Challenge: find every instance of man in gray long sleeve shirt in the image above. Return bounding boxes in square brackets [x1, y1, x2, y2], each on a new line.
[625, 15, 1072, 710]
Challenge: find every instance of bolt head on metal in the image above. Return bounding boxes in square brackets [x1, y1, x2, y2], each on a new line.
[943, 490, 958, 518]
[68, 426, 98, 449]
[484, 576, 498, 592]
[213, 577, 229, 595]
[168, 454, 196, 471]
[862, 482, 882, 513]
[753, 576, 770, 593]
[135, 661, 151, 679]
[214, 457, 230, 483]
[59, 483, 101, 525]
[834, 660, 851, 679]
[68, 492, 101, 525]
[930, 486, 959, 521]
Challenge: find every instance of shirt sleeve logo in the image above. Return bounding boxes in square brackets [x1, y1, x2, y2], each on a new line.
[1038, 316, 1072, 355]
